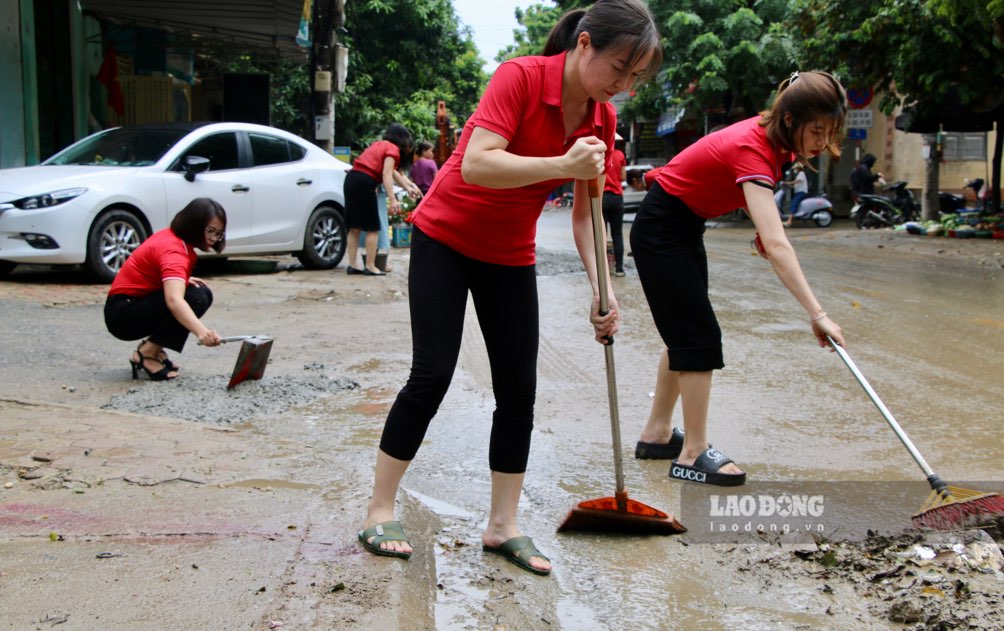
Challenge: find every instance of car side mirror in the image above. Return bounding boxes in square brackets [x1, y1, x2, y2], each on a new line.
[183, 156, 210, 182]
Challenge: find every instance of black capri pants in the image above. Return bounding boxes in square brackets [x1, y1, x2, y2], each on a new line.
[104, 284, 213, 353]
[379, 226, 539, 474]
[629, 183, 724, 371]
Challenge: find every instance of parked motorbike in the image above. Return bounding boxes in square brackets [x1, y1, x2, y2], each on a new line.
[938, 178, 986, 214]
[851, 180, 918, 229]
[774, 188, 834, 227]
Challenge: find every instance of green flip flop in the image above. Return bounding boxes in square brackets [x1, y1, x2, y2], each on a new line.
[358, 520, 412, 560]
[483, 535, 551, 576]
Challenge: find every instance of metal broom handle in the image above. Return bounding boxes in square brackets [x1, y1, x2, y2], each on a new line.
[826, 335, 936, 478]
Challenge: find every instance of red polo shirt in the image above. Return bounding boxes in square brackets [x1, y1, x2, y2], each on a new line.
[108, 228, 196, 296]
[653, 116, 792, 218]
[352, 140, 400, 182]
[603, 148, 627, 195]
[412, 51, 617, 266]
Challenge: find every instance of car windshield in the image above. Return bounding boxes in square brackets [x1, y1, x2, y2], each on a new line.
[44, 127, 191, 167]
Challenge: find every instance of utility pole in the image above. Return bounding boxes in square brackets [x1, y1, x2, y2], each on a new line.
[309, 0, 346, 152]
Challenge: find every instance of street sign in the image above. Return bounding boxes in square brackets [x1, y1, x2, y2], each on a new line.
[846, 109, 873, 129]
[847, 128, 867, 140]
[847, 87, 874, 109]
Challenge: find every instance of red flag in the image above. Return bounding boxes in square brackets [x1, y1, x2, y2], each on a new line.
[97, 47, 125, 116]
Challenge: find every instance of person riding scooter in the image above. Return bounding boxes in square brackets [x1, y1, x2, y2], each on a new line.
[780, 164, 809, 227]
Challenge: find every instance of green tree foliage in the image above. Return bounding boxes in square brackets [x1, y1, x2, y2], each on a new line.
[647, 0, 795, 123]
[497, 3, 564, 60]
[791, 0, 1002, 117]
[335, 0, 487, 151]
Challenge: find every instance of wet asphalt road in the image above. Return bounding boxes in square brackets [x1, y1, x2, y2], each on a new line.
[0, 212, 1000, 629]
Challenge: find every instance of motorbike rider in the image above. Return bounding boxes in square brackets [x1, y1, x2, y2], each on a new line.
[849, 153, 884, 204]
[781, 163, 809, 227]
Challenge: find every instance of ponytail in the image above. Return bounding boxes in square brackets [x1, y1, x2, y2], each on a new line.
[542, 9, 586, 56]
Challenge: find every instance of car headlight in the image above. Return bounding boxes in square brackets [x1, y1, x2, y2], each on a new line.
[13, 187, 88, 210]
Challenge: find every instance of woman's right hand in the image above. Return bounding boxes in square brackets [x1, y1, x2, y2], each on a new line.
[198, 329, 222, 347]
[563, 136, 607, 181]
[388, 197, 401, 214]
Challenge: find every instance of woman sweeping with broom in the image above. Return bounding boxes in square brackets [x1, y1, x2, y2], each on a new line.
[358, 0, 661, 576]
[630, 71, 847, 486]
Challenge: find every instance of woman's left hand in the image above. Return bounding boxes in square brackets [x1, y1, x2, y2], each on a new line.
[406, 183, 422, 198]
[589, 295, 620, 344]
[812, 315, 844, 350]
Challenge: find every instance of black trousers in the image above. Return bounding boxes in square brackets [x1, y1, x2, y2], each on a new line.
[602, 191, 625, 272]
[379, 226, 539, 474]
[104, 285, 213, 353]
[629, 184, 724, 371]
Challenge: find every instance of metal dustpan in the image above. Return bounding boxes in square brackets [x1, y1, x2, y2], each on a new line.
[219, 335, 273, 389]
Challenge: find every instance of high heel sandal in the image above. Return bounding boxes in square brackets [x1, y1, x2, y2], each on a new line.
[130, 344, 177, 381]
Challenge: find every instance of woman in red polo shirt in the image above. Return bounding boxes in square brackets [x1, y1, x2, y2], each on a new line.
[602, 136, 628, 276]
[629, 72, 848, 486]
[104, 198, 225, 380]
[358, 0, 661, 576]
[344, 124, 421, 275]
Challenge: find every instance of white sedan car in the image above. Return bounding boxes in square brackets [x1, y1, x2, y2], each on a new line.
[0, 122, 350, 281]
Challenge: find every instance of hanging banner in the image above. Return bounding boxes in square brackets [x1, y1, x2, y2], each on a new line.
[296, 0, 313, 48]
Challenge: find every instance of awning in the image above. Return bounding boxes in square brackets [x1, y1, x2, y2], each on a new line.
[80, 0, 309, 56]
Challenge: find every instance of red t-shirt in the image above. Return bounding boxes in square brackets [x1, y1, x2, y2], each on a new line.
[653, 116, 792, 218]
[603, 149, 627, 195]
[412, 52, 617, 266]
[108, 228, 197, 296]
[352, 140, 401, 182]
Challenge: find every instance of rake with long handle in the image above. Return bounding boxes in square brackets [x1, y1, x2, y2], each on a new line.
[828, 335, 1004, 530]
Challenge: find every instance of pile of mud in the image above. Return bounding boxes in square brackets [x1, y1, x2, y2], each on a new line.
[102, 372, 356, 425]
[726, 529, 1003, 629]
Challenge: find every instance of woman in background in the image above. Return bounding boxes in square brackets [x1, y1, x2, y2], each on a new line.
[345, 124, 422, 275]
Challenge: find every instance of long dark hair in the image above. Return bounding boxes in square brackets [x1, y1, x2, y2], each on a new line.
[542, 0, 662, 83]
[761, 71, 847, 163]
[383, 123, 415, 170]
[170, 197, 227, 253]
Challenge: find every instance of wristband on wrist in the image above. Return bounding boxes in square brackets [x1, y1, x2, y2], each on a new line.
[811, 311, 827, 322]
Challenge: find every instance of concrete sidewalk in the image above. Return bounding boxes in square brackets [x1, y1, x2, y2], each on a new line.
[0, 399, 436, 630]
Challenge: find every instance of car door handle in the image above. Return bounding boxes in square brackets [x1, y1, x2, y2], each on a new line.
[296, 178, 313, 186]
[231, 184, 250, 193]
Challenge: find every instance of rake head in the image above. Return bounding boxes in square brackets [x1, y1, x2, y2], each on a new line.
[912, 488, 1004, 531]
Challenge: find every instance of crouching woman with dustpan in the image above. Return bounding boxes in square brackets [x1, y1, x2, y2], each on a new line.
[104, 197, 225, 380]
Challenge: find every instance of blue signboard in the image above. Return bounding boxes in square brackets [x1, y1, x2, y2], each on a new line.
[847, 128, 867, 140]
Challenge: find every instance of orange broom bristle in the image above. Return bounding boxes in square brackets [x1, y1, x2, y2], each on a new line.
[912, 492, 1004, 531]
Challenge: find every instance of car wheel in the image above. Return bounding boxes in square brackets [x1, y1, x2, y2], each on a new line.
[84, 210, 148, 283]
[813, 210, 833, 227]
[0, 261, 16, 276]
[297, 204, 346, 269]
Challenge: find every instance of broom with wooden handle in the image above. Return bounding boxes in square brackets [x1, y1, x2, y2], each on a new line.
[828, 336, 1004, 530]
